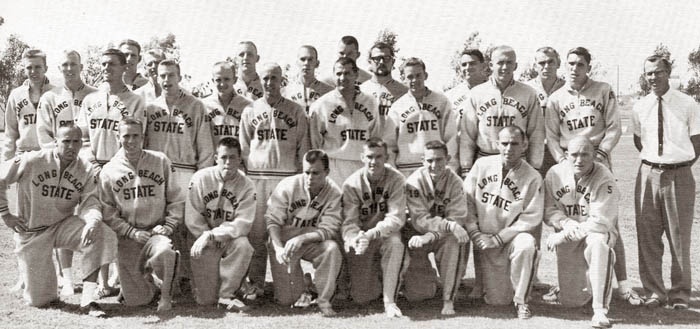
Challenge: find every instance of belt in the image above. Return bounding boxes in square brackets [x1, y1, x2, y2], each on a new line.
[642, 159, 692, 170]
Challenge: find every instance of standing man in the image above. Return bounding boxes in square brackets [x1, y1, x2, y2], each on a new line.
[3, 49, 54, 161]
[632, 54, 700, 309]
[463, 126, 542, 319]
[0, 125, 116, 316]
[118, 39, 149, 91]
[446, 48, 487, 117]
[342, 138, 407, 318]
[78, 48, 147, 167]
[36, 49, 98, 297]
[202, 62, 252, 145]
[239, 62, 310, 300]
[526, 46, 565, 176]
[100, 117, 183, 312]
[544, 136, 618, 328]
[233, 41, 263, 100]
[459, 45, 543, 177]
[404, 140, 469, 315]
[359, 42, 408, 126]
[309, 57, 382, 186]
[134, 49, 166, 103]
[321, 36, 372, 86]
[283, 45, 333, 114]
[265, 149, 343, 316]
[388, 57, 458, 176]
[186, 137, 256, 311]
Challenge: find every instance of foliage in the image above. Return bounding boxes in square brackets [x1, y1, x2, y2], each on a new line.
[0, 34, 31, 101]
[143, 33, 181, 63]
[444, 31, 492, 91]
[81, 44, 109, 87]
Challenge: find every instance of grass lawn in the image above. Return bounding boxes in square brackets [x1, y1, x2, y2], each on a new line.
[1, 106, 700, 328]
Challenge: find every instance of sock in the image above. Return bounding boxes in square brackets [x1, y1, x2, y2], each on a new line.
[618, 279, 629, 291]
[81, 282, 97, 307]
[62, 268, 73, 286]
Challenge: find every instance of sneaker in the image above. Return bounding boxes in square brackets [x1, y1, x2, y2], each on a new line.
[157, 297, 173, 312]
[318, 303, 336, 317]
[385, 302, 403, 318]
[591, 312, 611, 328]
[617, 287, 643, 306]
[670, 300, 689, 310]
[292, 292, 313, 308]
[515, 303, 532, 319]
[60, 284, 75, 296]
[241, 282, 264, 301]
[218, 297, 250, 312]
[644, 297, 664, 308]
[80, 302, 108, 318]
[94, 286, 119, 299]
[542, 286, 560, 303]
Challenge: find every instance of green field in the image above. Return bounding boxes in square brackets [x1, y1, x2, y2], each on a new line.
[1, 104, 699, 328]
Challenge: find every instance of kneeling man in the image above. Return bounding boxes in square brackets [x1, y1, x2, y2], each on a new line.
[186, 137, 256, 311]
[544, 136, 617, 328]
[404, 140, 469, 315]
[265, 149, 343, 316]
[463, 126, 543, 319]
[100, 117, 184, 312]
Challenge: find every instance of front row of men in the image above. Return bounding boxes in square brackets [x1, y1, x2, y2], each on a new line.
[0, 121, 618, 327]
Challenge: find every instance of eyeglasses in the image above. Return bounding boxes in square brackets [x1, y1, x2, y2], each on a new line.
[370, 56, 393, 63]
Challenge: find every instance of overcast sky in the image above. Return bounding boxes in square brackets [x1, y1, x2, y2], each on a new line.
[2, 0, 699, 94]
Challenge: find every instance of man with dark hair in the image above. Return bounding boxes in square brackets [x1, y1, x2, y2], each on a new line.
[284, 45, 333, 114]
[446, 48, 487, 115]
[342, 137, 407, 318]
[100, 117, 183, 312]
[0, 124, 116, 317]
[309, 57, 383, 186]
[360, 42, 407, 125]
[321, 35, 371, 86]
[404, 140, 468, 315]
[118, 39, 149, 90]
[186, 137, 256, 311]
[78, 48, 147, 167]
[266, 149, 343, 316]
[233, 41, 263, 100]
[464, 126, 542, 319]
[3, 48, 54, 161]
[632, 54, 700, 310]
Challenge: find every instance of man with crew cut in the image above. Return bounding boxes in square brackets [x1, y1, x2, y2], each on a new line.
[233, 41, 264, 100]
[321, 36, 372, 86]
[283, 45, 333, 114]
[202, 61, 252, 146]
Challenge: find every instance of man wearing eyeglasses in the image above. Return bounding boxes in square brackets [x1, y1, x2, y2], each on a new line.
[360, 42, 407, 128]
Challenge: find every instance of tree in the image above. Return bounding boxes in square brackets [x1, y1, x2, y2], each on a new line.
[685, 44, 700, 102]
[0, 34, 31, 101]
[81, 44, 109, 87]
[637, 43, 672, 97]
[143, 33, 181, 62]
[518, 65, 538, 82]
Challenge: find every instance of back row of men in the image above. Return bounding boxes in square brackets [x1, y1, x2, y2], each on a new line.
[2, 36, 697, 329]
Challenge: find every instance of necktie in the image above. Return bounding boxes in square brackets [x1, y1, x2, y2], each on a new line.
[657, 96, 663, 156]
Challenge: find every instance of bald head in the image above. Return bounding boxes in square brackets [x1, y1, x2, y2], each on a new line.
[57, 124, 83, 140]
[56, 125, 83, 162]
[568, 136, 594, 153]
[260, 62, 283, 97]
[567, 136, 596, 178]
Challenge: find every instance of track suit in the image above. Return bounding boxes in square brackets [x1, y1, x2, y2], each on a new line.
[37, 83, 97, 149]
[202, 93, 252, 145]
[283, 77, 334, 114]
[235, 75, 263, 100]
[185, 167, 256, 305]
[99, 149, 184, 306]
[3, 79, 55, 161]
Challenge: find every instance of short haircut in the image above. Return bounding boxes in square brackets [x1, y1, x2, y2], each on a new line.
[102, 48, 126, 65]
[425, 140, 448, 155]
[491, 45, 516, 58]
[645, 54, 672, 73]
[567, 47, 592, 65]
[261, 62, 282, 75]
[22, 49, 47, 66]
[498, 125, 527, 142]
[119, 116, 144, 132]
[369, 41, 395, 58]
[535, 46, 560, 63]
[461, 48, 484, 63]
[145, 48, 166, 61]
[213, 61, 236, 74]
[217, 137, 242, 156]
[56, 122, 82, 139]
[340, 35, 359, 49]
[158, 59, 181, 75]
[400, 57, 427, 75]
[118, 39, 141, 55]
[238, 41, 258, 54]
[304, 149, 330, 171]
[335, 57, 358, 73]
[63, 49, 82, 63]
[365, 137, 388, 152]
[299, 45, 319, 59]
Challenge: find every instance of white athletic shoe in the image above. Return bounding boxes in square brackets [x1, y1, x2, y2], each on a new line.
[385, 303, 404, 318]
[60, 279, 75, 296]
[591, 311, 612, 328]
[218, 297, 250, 312]
[617, 287, 643, 306]
[292, 292, 313, 308]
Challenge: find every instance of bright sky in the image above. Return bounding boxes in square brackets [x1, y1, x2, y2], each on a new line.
[2, 0, 699, 94]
